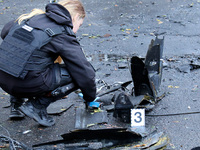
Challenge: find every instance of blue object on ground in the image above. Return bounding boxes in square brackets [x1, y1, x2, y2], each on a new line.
[87, 101, 100, 108]
[78, 93, 100, 108]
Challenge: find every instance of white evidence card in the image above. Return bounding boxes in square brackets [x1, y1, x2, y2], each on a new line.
[131, 109, 145, 127]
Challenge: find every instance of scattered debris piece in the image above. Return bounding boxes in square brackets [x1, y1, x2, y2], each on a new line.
[144, 37, 164, 97]
[131, 56, 155, 97]
[33, 128, 168, 149]
[47, 99, 74, 115]
[112, 37, 164, 123]
[23, 130, 31, 134]
[112, 92, 161, 123]
[75, 108, 108, 129]
[117, 62, 128, 69]
[97, 80, 132, 97]
[103, 33, 111, 37]
[0, 134, 31, 150]
[113, 93, 144, 123]
[177, 64, 200, 73]
[129, 126, 156, 137]
[191, 147, 200, 150]
[139, 131, 163, 148]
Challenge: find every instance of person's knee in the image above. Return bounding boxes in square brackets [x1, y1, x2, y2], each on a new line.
[59, 67, 73, 86]
[51, 64, 73, 89]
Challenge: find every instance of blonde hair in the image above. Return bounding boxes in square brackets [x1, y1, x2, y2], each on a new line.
[58, 0, 85, 19]
[16, 0, 85, 24]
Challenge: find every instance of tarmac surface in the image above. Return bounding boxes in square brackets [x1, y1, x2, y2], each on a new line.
[1, 0, 200, 149]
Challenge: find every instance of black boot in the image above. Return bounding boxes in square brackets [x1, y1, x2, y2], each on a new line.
[19, 99, 55, 127]
[9, 96, 25, 119]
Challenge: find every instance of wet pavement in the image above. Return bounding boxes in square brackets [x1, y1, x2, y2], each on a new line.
[1, 0, 200, 149]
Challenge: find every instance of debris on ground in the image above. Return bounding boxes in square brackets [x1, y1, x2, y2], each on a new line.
[0, 134, 31, 150]
[47, 99, 74, 115]
[177, 63, 200, 73]
[32, 127, 169, 150]
[75, 107, 108, 129]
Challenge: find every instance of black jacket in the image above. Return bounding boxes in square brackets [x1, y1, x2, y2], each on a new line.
[0, 3, 96, 101]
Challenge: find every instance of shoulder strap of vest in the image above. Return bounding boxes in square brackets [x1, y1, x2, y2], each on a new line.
[44, 27, 65, 37]
[25, 19, 75, 37]
[44, 26, 75, 37]
[43, 25, 75, 37]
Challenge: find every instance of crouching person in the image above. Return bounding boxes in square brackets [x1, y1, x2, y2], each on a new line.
[0, 0, 96, 127]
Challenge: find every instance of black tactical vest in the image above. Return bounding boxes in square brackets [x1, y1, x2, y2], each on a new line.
[0, 20, 73, 79]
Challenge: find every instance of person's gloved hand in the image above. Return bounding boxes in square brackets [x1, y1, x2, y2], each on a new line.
[78, 93, 100, 108]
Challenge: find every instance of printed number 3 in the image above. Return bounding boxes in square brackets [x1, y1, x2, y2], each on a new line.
[134, 112, 142, 123]
[131, 109, 145, 126]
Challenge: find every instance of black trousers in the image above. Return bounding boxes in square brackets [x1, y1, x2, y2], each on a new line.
[10, 64, 77, 107]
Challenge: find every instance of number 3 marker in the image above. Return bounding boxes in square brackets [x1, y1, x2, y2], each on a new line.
[131, 109, 145, 126]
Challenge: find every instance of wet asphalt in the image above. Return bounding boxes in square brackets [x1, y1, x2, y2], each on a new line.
[0, 0, 200, 149]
